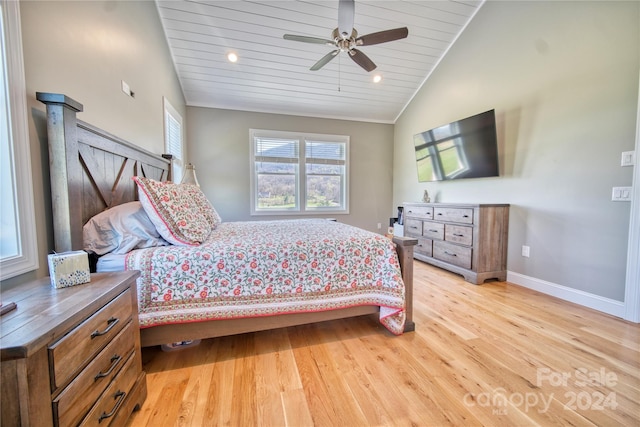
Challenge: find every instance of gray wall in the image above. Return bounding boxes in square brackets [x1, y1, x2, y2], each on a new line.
[187, 107, 395, 232]
[393, 1, 639, 301]
[1, 0, 185, 289]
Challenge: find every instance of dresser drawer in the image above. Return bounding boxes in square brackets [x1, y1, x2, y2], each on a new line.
[54, 321, 135, 427]
[404, 205, 433, 219]
[422, 221, 444, 240]
[433, 241, 472, 269]
[434, 207, 473, 224]
[404, 219, 423, 237]
[445, 224, 473, 246]
[49, 289, 133, 390]
[80, 351, 139, 427]
[414, 237, 433, 257]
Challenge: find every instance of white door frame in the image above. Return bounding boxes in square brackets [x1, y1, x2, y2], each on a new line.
[624, 71, 640, 323]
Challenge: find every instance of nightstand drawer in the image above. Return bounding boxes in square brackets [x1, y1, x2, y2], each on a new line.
[79, 351, 139, 427]
[434, 207, 473, 224]
[405, 205, 433, 219]
[404, 219, 423, 237]
[433, 241, 472, 269]
[445, 224, 473, 246]
[54, 321, 135, 427]
[49, 289, 133, 389]
[422, 221, 444, 240]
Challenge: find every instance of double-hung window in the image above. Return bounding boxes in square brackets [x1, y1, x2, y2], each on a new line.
[0, 0, 38, 280]
[163, 97, 183, 182]
[250, 129, 349, 215]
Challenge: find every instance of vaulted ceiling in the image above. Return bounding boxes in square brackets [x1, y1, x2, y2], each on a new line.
[156, 0, 483, 123]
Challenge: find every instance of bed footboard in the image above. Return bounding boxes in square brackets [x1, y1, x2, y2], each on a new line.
[393, 236, 418, 332]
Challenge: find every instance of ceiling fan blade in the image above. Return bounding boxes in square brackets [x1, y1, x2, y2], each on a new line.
[284, 34, 334, 45]
[338, 0, 354, 39]
[348, 49, 376, 72]
[355, 27, 409, 46]
[310, 50, 340, 71]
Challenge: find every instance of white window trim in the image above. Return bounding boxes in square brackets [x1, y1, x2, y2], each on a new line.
[163, 96, 183, 182]
[250, 129, 349, 216]
[0, 0, 38, 280]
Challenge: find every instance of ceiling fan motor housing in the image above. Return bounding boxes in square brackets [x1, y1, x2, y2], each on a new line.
[332, 28, 358, 52]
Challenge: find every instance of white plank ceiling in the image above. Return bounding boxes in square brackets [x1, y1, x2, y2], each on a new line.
[156, 0, 483, 123]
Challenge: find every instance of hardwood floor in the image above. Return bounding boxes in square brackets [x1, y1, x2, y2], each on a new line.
[126, 261, 639, 426]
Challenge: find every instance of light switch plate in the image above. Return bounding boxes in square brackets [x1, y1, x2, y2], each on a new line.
[621, 151, 635, 167]
[612, 186, 632, 201]
[121, 80, 132, 97]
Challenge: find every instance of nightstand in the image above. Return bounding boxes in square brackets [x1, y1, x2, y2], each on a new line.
[1, 271, 146, 427]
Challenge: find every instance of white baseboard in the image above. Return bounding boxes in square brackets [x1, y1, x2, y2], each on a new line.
[506, 271, 626, 319]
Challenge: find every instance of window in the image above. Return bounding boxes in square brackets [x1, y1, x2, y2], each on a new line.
[163, 97, 183, 182]
[250, 129, 349, 215]
[0, 0, 38, 280]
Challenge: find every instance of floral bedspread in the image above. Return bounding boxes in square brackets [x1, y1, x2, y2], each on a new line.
[125, 219, 406, 334]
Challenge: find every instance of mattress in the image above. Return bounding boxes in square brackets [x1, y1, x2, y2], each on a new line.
[96, 253, 127, 272]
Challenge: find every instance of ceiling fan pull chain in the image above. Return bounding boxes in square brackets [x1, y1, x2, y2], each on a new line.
[338, 54, 341, 92]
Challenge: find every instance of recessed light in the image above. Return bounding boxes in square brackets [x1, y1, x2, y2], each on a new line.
[373, 74, 382, 83]
[227, 52, 238, 63]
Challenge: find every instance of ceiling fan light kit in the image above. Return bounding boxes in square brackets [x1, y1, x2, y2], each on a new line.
[283, 0, 408, 73]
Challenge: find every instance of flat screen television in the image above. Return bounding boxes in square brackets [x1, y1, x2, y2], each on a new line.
[413, 109, 499, 182]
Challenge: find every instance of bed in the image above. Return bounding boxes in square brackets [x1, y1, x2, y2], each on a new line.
[37, 92, 418, 347]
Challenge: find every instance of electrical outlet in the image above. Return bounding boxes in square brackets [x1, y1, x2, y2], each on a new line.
[521, 245, 530, 257]
[377, 223, 381, 230]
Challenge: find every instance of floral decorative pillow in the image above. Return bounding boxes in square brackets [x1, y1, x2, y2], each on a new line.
[181, 183, 222, 228]
[133, 177, 212, 246]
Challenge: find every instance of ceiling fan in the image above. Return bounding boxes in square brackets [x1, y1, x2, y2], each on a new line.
[283, 0, 408, 72]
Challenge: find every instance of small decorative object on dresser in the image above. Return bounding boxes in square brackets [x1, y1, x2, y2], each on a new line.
[0, 271, 146, 427]
[422, 190, 430, 203]
[47, 250, 91, 288]
[404, 202, 509, 284]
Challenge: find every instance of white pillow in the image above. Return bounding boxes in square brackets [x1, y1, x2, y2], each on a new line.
[83, 201, 169, 255]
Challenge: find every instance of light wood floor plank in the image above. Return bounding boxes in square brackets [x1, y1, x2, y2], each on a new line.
[126, 261, 640, 426]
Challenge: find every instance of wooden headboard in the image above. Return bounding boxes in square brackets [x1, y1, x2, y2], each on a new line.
[37, 92, 172, 253]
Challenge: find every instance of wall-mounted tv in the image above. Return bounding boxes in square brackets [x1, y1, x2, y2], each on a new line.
[413, 109, 499, 182]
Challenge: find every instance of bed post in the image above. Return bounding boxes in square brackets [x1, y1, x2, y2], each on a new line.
[392, 236, 418, 332]
[36, 92, 84, 252]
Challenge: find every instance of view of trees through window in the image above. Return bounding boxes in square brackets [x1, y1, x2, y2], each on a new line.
[305, 163, 342, 208]
[252, 132, 347, 213]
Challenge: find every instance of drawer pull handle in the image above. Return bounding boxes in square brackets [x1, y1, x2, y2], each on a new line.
[91, 317, 119, 339]
[98, 390, 127, 423]
[95, 354, 122, 381]
[453, 233, 464, 237]
[444, 251, 457, 257]
[428, 229, 439, 233]
[410, 226, 418, 229]
[463, 215, 469, 218]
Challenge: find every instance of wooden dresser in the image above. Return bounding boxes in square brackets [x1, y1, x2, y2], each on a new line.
[403, 202, 509, 284]
[1, 271, 146, 427]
